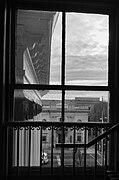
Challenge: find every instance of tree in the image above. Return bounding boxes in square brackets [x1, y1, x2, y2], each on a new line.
[89, 101, 108, 122]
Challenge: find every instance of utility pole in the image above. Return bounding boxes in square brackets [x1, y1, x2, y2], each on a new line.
[100, 97, 104, 165]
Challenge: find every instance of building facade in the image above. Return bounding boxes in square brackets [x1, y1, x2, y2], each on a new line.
[41, 97, 100, 150]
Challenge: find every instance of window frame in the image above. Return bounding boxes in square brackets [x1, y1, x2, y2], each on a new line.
[5, 0, 118, 174]
[10, 4, 117, 122]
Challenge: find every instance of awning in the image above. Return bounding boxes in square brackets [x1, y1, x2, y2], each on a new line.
[14, 89, 42, 106]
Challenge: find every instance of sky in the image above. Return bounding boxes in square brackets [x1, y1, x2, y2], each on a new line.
[43, 12, 109, 100]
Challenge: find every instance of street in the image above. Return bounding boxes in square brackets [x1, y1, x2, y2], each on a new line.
[42, 147, 103, 168]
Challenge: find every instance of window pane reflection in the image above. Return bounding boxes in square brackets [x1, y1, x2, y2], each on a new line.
[15, 10, 61, 85]
[14, 90, 62, 122]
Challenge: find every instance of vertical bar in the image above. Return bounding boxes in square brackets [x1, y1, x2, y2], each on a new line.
[17, 126, 19, 176]
[105, 138, 108, 180]
[101, 139, 104, 165]
[61, 125, 64, 175]
[104, 128, 108, 180]
[3, 5, 9, 177]
[117, 131, 119, 172]
[94, 127, 98, 180]
[40, 126, 42, 175]
[84, 126, 87, 179]
[5, 126, 9, 180]
[73, 126, 76, 175]
[51, 126, 54, 175]
[28, 126, 31, 176]
[62, 11, 65, 85]
[6, 2, 14, 122]
[20, 129, 23, 166]
[24, 128, 26, 166]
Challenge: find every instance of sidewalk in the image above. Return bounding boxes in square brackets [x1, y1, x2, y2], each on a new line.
[46, 147, 95, 156]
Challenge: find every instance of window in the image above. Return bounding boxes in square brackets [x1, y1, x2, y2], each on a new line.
[5, 1, 117, 176]
[14, 10, 110, 122]
[70, 135, 72, 143]
[77, 135, 81, 142]
[42, 135, 47, 142]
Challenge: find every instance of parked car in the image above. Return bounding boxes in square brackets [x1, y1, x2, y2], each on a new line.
[42, 152, 48, 164]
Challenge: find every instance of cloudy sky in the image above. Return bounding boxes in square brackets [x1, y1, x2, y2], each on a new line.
[43, 12, 109, 100]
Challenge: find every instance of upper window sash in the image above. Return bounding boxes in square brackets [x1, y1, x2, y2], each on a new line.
[12, 10, 110, 87]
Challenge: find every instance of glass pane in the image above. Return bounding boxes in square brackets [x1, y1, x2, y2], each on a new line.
[65, 13, 109, 86]
[14, 90, 62, 121]
[65, 91, 109, 122]
[86, 139, 109, 167]
[63, 91, 109, 169]
[13, 89, 62, 170]
[86, 145, 95, 167]
[41, 90, 62, 122]
[15, 10, 61, 85]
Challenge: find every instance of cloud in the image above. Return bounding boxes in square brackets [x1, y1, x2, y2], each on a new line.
[66, 80, 107, 86]
[66, 13, 108, 56]
[50, 12, 109, 86]
[65, 54, 108, 85]
[42, 90, 109, 101]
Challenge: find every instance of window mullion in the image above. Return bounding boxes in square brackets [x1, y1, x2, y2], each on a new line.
[61, 11, 66, 173]
[61, 11, 66, 122]
[61, 11, 66, 123]
[61, 11, 66, 87]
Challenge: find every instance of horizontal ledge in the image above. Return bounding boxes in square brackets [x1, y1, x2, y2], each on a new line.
[10, 84, 109, 91]
[4, 121, 113, 127]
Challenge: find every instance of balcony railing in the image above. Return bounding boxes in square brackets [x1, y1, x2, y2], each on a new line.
[4, 121, 119, 179]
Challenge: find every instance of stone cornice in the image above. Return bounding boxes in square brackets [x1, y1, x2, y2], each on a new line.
[23, 48, 39, 84]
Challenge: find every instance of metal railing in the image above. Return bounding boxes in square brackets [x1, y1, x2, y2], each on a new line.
[4, 121, 119, 179]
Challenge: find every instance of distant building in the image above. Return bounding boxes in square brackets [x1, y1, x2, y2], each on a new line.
[41, 97, 100, 150]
